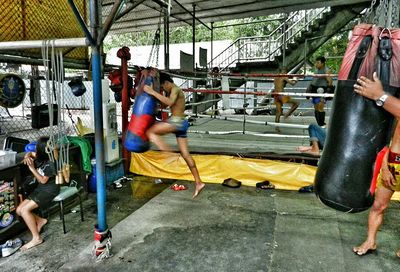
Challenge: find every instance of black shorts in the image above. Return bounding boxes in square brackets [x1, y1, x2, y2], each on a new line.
[28, 183, 60, 210]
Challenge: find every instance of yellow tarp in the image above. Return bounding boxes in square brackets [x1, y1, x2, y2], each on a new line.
[130, 151, 316, 190]
[130, 151, 400, 201]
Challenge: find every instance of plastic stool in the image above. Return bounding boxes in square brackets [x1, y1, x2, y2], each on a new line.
[52, 181, 84, 234]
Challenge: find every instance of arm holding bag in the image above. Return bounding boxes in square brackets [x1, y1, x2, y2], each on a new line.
[315, 24, 400, 212]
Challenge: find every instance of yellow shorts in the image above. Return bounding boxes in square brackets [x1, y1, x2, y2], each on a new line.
[377, 162, 400, 191]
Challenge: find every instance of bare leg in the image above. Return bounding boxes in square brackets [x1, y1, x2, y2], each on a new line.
[34, 214, 48, 233]
[275, 102, 282, 132]
[146, 122, 177, 152]
[284, 101, 299, 118]
[353, 186, 394, 255]
[177, 137, 205, 198]
[19, 200, 43, 250]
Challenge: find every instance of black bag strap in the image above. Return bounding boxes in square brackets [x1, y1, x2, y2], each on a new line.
[377, 31, 392, 85]
[348, 35, 372, 80]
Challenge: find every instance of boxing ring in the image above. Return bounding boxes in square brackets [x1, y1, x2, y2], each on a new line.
[128, 72, 336, 191]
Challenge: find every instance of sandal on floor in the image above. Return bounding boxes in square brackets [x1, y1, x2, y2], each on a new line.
[222, 178, 242, 188]
[256, 180, 275, 190]
[170, 184, 187, 191]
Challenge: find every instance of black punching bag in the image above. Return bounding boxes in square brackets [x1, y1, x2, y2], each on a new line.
[315, 24, 400, 212]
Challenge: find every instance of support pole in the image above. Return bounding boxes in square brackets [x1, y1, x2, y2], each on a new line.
[89, 0, 107, 232]
[211, 22, 214, 69]
[192, 4, 196, 71]
[192, 4, 197, 115]
[164, 8, 170, 70]
[68, 0, 96, 45]
[99, 0, 124, 44]
[117, 47, 131, 172]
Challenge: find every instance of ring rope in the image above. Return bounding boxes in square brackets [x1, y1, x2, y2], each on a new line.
[182, 88, 335, 98]
[209, 72, 337, 78]
[187, 129, 308, 138]
[195, 114, 309, 129]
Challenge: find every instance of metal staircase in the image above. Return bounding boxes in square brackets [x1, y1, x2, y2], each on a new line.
[208, 4, 368, 73]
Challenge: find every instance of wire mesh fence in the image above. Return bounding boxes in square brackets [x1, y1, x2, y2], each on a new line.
[0, 69, 122, 146]
[0, 0, 88, 61]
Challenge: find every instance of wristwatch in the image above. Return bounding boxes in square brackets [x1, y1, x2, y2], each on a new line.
[376, 94, 389, 107]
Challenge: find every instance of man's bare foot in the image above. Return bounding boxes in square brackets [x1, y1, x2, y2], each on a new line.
[304, 150, 320, 156]
[193, 182, 205, 198]
[37, 218, 48, 233]
[352, 242, 377, 256]
[21, 238, 43, 251]
[296, 146, 312, 152]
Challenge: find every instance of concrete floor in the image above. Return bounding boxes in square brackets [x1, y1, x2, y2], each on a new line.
[2, 176, 400, 272]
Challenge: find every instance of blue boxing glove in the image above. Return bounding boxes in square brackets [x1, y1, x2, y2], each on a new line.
[144, 76, 153, 86]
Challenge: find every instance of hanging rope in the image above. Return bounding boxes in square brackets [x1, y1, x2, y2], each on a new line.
[41, 40, 56, 164]
[41, 40, 70, 184]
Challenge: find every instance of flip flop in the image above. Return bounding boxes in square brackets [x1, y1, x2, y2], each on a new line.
[222, 178, 241, 188]
[256, 180, 275, 190]
[170, 184, 187, 191]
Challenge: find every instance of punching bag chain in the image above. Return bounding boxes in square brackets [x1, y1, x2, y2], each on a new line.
[371, 0, 388, 26]
[365, 0, 377, 23]
[391, 0, 399, 28]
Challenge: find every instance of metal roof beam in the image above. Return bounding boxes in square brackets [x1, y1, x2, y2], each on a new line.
[173, 0, 211, 30]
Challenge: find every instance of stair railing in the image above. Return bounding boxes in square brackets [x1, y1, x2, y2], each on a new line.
[208, 7, 329, 71]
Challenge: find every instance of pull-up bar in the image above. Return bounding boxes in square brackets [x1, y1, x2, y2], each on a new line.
[0, 37, 89, 50]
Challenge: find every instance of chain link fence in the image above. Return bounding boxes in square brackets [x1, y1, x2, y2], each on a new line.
[0, 0, 88, 61]
[0, 66, 122, 146]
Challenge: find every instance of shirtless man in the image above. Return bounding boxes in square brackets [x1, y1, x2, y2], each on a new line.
[273, 67, 299, 132]
[353, 72, 400, 257]
[143, 72, 205, 198]
[352, 120, 400, 256]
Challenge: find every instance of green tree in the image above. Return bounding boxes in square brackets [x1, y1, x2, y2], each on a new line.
[103, 16, 281, 50]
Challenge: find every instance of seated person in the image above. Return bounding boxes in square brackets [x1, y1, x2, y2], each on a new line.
[297, 123, 327, 156]
[296, 123, 327, 193]
[16, 137, 60, 250]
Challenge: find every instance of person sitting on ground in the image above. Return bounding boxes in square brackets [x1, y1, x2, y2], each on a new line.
[16, 137, 60, 250]
[353, 119, 400, 257]
[143, 72, 205, 198]
[296, 123, 327, 193]
[273, 67, 299, 132]
[296, 123, 327, 156]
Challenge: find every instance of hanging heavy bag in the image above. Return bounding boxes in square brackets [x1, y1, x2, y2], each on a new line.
[315, 24, 400, 213]
[124, 68, 159, 153]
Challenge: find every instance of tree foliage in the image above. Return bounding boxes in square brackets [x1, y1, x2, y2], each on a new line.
[103, 16, 282, 50]
[311, 19, 358, 73]
[104, 13, 351, 72]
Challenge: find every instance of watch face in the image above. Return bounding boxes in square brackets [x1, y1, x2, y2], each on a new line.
[376, 100, 383, 106]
